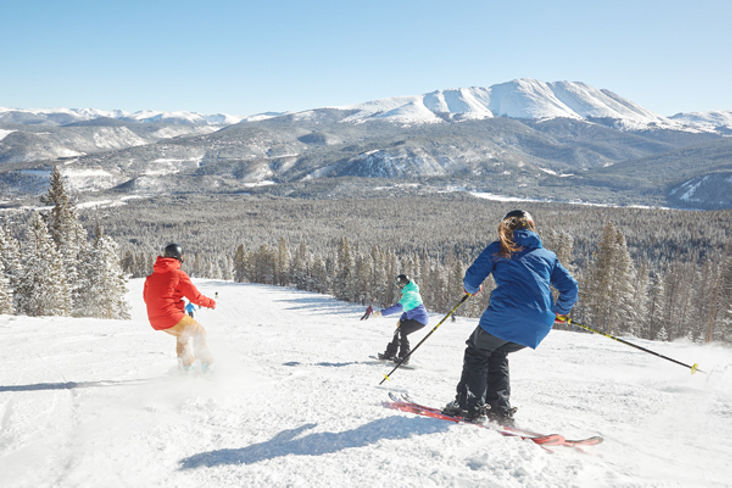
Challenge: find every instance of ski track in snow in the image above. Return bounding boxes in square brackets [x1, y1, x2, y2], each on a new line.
[1, 279, 731, 487]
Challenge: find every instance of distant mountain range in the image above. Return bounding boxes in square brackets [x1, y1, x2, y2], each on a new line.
[1, 79, 730, 210]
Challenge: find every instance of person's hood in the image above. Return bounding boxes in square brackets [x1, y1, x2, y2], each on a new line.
[153, 256, 181, 273]
[513, 230, 542, 250]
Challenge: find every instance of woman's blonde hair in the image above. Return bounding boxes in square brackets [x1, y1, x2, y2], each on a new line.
[496, 210, 536, 258]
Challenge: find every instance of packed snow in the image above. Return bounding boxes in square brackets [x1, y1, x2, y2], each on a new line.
[1, 279, 730, 487]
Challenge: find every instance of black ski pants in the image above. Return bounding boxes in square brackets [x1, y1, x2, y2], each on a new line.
[455, 326, 525, 416]
[383, 318, 425, 358]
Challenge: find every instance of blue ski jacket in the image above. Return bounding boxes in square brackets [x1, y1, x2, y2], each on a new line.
[381, 280, 429, 326]
[463, 230, 578, 349]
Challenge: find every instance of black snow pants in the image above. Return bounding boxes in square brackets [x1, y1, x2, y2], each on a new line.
[383, 318, 426, 359]
[455, 326, 525, 416]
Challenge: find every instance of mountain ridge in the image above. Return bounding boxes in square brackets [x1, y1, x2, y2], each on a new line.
[2, 79, 731, 209]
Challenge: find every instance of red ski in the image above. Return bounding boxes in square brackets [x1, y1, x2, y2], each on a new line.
[385, 392, 603, 451]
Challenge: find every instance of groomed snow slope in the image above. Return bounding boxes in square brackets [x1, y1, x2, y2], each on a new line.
[1, 279, 730, 487]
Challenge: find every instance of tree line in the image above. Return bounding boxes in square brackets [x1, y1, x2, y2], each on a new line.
[2, 171, 729, 344]
[119, 225, 729, 344]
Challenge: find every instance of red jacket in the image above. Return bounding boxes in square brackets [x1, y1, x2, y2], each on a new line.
[143, 257, 216, 330]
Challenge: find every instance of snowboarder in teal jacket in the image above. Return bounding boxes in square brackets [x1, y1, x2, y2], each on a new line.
[364, 274, 428, 364]
[443, 210, 578, 424]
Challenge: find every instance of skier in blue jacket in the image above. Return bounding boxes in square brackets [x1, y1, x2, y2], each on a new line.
[365, 274, 429, 364]
[443, 210, 578, 424]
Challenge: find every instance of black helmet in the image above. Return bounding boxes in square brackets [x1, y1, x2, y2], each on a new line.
[502, 209, 534, 228]
[163, 243, 184, 262]
[395, 274, 410, 288]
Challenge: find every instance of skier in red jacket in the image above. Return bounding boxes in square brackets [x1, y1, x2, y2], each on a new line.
[143, 243, 216, 371]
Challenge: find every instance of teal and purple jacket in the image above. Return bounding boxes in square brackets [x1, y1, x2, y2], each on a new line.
[381, 280, 429, 326]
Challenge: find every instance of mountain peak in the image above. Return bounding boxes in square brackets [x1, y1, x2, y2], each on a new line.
[332, 79, 680, 130]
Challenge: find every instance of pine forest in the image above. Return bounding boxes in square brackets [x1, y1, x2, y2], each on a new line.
[0, 169, 729, 344]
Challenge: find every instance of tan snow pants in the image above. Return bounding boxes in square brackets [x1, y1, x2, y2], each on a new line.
[163, 315, 213, 366]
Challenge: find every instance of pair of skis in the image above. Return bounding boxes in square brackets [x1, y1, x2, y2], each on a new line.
[384, 392, 603, 452]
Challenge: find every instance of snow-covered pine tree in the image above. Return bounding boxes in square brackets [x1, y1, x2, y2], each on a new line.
[581, 222, 616, 332]
[251, 244, 275, 284]
[334, 237, 353, 301]
[121, 250, 135, 276]
[631, 263, 651, 338]
[310, 255, 328, 294]
[612, 229, 638, 335]
[447, 257, 464, 306]
[16, 213, 70, 316]
[233, 244, 248, 282]
[656, 325, 669, 341]
[93, 233, 130, 319]
[646, 272, 665, 341]
[41, 165, 85, 315]
[368, 246, 386, 307]
[135, 252, 153, 277]
[0, 260, 14, 314]
[354, 252, 371, 304]
[291, 240, 308, 290]
[220, 255, 234, 281]
[275, 237, 289, 286]
[0, 225, 20, 312]
[76, 225, 129, 319]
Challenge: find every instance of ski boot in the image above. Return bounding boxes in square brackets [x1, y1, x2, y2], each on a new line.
[486, 406, 517, 426]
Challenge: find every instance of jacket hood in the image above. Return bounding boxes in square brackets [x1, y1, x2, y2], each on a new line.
[153, 256, 182, 273]
[513, 230, 542, 250]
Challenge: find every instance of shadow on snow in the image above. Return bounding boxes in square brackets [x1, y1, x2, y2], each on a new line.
[282, 360, 383, 368]
[178, 416, 449, 469]
[0, 378, 156, 392]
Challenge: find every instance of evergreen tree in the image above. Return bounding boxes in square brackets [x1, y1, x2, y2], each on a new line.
[121, 250, 135, 276]
[291, 240, 308, 290]
[251, 244, 275, 284]
[41, 165, 84, 314]
[656, 325, 669, 341]
[276, 237, 289, 286]
[220, 256, 234, 281]
[448, 258, 464, 308]
[310, 255, 328, 294]
[646, 272, 665, 341]
[354, 252, 371, 304]
[613, 229, 638, 334]
[234, 244, 248, 282]
[93, 234, 130, 319]
[369, 246, 387, 307]
[78, 228, 130, 319]
[16, 213, 70, 316]
[631, 263, 650, 338]
[580, 223, 637, 335]
[0, 260, 14, 314]
[0, 225, 20, 311]
[334, 237, 353, 301]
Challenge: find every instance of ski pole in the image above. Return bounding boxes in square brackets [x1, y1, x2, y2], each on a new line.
[379, 294, 470, 385]
[556, 317, 703, 374]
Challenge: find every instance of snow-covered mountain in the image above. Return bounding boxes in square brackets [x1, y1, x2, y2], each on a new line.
[669, 110, 732, 134]
[2, 79, 731, 209]
[1, 278, 730, 487]
[326, 79, 685, 130]
[0, 106, 243, 126]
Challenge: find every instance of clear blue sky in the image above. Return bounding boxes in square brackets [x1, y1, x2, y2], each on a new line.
[2, 0, 730, 116]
